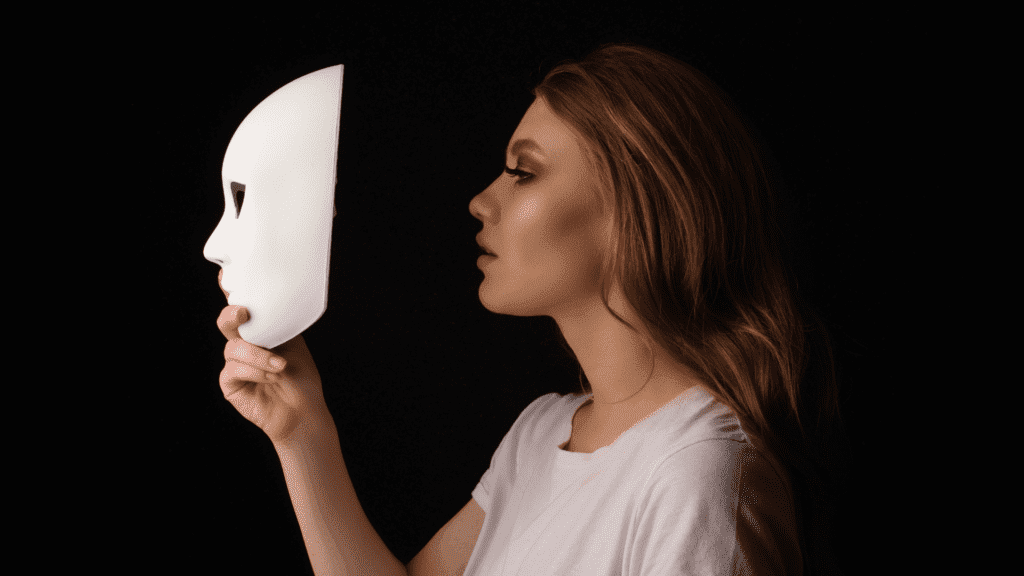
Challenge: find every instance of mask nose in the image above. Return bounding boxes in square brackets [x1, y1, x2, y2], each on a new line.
[203, 219, 229, 266]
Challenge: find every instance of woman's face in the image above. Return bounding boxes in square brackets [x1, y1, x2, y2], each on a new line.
[469, 97, 612, 319]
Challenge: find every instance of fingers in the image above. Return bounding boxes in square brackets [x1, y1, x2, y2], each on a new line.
[217, 305, 249, 341]
[224, 338, 287, 374]
[218, 305, 289, 373]
[219, 360, 279, 398]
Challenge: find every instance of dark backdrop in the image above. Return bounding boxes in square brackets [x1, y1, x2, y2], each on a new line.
[77, 5, 937, 575]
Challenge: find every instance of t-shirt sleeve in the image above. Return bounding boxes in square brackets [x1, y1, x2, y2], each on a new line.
[627, 439, 803, 576]
[472, 393, 560, 514]
[471, 455, 497, 513]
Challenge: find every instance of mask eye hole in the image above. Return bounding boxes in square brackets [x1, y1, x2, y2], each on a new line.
[230, 182, 245, 218]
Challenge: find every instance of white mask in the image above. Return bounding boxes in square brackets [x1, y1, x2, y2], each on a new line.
[204, 65, 343, 349]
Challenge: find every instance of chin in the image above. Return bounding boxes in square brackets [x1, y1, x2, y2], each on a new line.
[477, 283, 554, 318]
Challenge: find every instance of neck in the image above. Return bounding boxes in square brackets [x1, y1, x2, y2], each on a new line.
[551, 288, 701, 429]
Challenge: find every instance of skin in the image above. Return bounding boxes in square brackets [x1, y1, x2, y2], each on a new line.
[469, 97, 706, 452]
[216, 98, 704, 452]
[211, 100, 712, 575]
[218, 277, 329, 445]
[215, 205, 337, 445]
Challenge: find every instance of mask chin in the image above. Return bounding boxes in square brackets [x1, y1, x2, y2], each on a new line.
[203, 64, 344, 349]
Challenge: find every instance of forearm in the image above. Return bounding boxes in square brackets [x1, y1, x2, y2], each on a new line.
[273, 418, 408, 576]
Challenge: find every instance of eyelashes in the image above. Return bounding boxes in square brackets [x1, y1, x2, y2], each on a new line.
[499, 146, 534, 183]
[503, 165, 533, 183]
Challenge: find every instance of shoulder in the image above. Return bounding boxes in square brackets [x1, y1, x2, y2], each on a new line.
[504, 392, 569, 432]
[514, 391, 589, 428]
[644, 438, 750, 502]
[633, 393, 797, 533]
[487, 392, 578, 462]
[521, 391, 574, 416]
[645, 426, 793, 511]
[636, 440, 803, 575]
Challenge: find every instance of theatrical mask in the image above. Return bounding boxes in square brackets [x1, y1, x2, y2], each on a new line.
[204, 64, 343, 349]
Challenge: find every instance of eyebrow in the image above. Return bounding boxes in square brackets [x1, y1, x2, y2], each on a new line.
[507, 138, 545, 158]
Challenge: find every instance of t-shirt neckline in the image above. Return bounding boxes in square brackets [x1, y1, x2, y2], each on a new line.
[556, 388, 701, 459]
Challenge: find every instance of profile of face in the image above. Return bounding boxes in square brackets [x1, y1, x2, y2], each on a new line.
[469, 97, 612, 319]
[204, 65, 343, 349]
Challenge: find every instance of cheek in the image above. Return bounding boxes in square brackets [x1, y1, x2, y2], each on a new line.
[509, 195, 604, 270]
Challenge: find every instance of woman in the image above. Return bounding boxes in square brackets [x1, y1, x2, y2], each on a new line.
[217, 43, 849, 575]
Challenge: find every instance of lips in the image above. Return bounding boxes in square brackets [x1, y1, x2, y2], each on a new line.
[476, 235, 497, 256]
[218, 269, 231, 298]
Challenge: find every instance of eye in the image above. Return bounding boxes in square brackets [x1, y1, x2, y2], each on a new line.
[504, 165, 533, 183]
[230, 182, 246, 218]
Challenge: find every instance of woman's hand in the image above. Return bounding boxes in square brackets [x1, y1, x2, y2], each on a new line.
[217, 305, 333, 445]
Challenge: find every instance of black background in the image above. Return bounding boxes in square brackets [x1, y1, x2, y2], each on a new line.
[71, 4, 942, 575]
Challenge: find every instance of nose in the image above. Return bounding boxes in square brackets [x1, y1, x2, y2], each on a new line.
[203, 220, 228, 266]
[469, 180, 498, 222]
[469, 193, 485, 222]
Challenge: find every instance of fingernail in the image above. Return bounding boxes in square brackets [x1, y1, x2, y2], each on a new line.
[239, 308, 248, 322]
[270, 357, 285, 369]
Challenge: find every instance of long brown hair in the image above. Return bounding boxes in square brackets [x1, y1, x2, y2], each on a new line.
[534, 43, 851, 575]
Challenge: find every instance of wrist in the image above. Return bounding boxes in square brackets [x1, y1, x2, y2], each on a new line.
[272, 408, 338, 453]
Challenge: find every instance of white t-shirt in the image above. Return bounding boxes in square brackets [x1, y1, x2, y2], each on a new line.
[465, 386, 804, 576]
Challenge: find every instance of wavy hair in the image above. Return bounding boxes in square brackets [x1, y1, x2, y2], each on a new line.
[534, 43, 852, 575]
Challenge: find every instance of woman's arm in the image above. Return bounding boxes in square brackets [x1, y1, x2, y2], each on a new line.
[217, 305, 481, 575]
[274, 418, 409, 576]
[217, 305, 406, 575]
